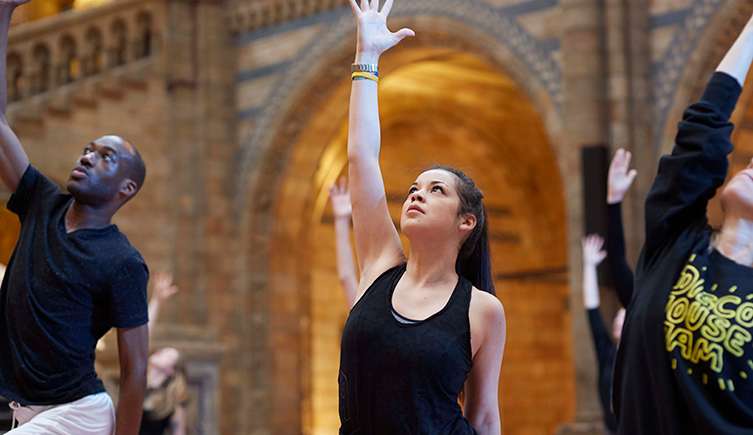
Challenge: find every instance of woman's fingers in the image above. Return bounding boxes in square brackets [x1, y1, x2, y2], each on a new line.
[348, 0, 360, 15]
[381, 0, 394, 15]
[330, 179, 349, 197]
[614, 148, 629, 169]
[587, 235, 604, 250]
[615, 149, 626, 169]
[627, 169, 638, 184]
[393, 28, 416, 41]
[618, 150, 631, 173]
[583, 235, 603, 252]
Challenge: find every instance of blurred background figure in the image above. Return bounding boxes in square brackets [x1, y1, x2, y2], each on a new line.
[328, 178, 358, 307]
[140, 273, 189, 435]
[581, 235, 621, 435]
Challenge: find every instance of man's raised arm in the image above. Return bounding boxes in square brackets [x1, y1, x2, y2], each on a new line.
[0, 0, 29, 193]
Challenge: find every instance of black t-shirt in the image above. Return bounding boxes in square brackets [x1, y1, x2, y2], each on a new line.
[0, 165, 149, 405]
[614, 72, 753, 434]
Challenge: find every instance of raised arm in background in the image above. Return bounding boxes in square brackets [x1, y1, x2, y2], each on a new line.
[606, 149, 637, 307]
[147, 272, 179, 341]
[329, 179, 359, 307]
[582, 234, 618, 432]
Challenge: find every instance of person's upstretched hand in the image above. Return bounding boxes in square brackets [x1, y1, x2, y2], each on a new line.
[608, 148, 638, 205]
[152, 272, 179, 303]
[330, 178, 353, 219]
[582, 234, 607, 267]
[349, 0, 415, 62]
[582, 234, 606, 309]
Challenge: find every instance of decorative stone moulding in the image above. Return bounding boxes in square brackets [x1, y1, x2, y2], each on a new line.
[7, 0, 160, 105]
[229, 0, 346, 35]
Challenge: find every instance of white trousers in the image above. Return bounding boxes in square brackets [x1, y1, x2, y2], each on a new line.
[7, 392, 115, 435]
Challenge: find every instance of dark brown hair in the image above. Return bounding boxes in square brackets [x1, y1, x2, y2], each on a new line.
[430, 165, 495, 294]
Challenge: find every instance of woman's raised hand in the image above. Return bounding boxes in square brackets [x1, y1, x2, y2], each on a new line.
[607, 148, 638, 205]
[349, 0, 415, 62]
[582, 234, 607, 267]
[152, 272, 179, 303]
[330, 178, 353, 219]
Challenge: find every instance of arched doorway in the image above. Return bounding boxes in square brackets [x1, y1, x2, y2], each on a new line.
[658, 1, 753, 157]
[264, 49, 572, 435]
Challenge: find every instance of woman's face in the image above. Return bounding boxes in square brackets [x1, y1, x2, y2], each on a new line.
[721, 160, 753, 220]
[400, 169, 474, 242]
[149, 347, 180, 376]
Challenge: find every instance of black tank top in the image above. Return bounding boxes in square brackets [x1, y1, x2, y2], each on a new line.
[339, 264, 477, 435]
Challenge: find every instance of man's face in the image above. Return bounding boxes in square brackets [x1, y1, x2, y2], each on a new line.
[66, 135, 134, 205]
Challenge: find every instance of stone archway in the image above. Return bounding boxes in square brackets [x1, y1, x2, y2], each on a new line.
[658, 0, 753, 155]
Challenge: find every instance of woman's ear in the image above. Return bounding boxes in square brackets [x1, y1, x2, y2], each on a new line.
[459, 213, 477, 233]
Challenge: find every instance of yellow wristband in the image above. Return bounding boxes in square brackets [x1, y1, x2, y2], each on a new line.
[352, 71, 379, 83]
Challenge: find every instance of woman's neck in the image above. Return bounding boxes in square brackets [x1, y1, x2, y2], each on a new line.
[405, 236, 459, 287]
[714, 215, 753, 266]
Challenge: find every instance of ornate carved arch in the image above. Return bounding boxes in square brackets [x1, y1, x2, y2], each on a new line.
[657, 0, 753, 154]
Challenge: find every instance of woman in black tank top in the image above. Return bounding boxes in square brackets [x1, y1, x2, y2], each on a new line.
[340, 1, 507, 434]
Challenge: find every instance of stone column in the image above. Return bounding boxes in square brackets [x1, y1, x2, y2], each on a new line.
[162, 0, 234, 433]
[604, 0, 653, 263]
[192, 1, 242, 433]
[163, 0, 205, 327]
[558, 0, 609, 433]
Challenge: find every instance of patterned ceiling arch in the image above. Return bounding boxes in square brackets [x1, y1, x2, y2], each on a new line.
[654, 0, 752, 150]
[233, 0, 563, 211]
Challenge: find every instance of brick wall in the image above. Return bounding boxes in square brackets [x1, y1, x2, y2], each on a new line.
[7, 74, 170, 272]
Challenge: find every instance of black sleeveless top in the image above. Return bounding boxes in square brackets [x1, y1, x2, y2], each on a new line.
[339, 264, 477, 435]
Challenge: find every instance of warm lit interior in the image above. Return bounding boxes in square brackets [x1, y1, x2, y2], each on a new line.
[12, 0, 109, 24]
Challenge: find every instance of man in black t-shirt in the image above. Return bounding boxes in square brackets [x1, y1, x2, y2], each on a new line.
[0, 1, 149, 434]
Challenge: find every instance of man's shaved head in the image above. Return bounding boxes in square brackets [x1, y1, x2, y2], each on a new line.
[98, 135, 146, 193]
[121, 138, 146, 193]
[67, 135, 146, 208]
